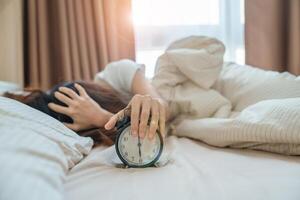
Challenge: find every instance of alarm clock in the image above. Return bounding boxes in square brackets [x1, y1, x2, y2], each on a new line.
[115, 116, 163, 168]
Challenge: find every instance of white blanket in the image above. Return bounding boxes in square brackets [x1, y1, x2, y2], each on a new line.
[0, 97, 93, 200]
[175, 98, 300, 155]
[152, 36, 232, 119]
[153, 36, 300, 155]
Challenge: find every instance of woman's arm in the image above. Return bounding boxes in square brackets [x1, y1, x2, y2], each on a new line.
[48, 63, 169, 139]
[48, 84, 114, 131]
[104, 70, 169, 139]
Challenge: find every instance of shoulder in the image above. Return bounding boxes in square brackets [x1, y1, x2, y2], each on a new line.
[94, 59, 144, 94]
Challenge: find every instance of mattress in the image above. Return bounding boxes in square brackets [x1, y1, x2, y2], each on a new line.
[65, 136, 300, 200]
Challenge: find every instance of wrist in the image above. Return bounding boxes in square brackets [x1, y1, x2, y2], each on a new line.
[92, 109, 113, 128]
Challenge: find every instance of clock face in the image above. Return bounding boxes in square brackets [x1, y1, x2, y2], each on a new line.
[116, 125, 163, 167]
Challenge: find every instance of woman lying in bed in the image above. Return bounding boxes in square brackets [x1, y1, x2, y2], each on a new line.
[5, 60, 169, 145]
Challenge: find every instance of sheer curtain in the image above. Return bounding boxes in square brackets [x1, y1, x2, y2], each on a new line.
[132, 0, 245, 78]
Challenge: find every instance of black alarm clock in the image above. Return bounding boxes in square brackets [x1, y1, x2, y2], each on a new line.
[115, 116, 163, 168]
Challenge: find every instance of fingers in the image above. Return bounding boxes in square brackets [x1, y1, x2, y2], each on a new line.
[74, 83, 88, 97]
[48, 102, 70, 115]
[131, 97, 142, 137]
[115, 95, 167, 141]
[54, 91, 72, 105]
[138, 96, 151, 139]
[159, 103, 166, 138]
[104, 112, 119, 130]
[59, 86, 79, 99]
[149, 101, 159, 140]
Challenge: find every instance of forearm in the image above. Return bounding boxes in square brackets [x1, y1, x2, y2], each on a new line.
[131, 70, 170, 120]
[105, 69, 169, 138]
[132, 75, 159, 97]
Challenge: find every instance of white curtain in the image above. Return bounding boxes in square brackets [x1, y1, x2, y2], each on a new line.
[132, 0, 245, 77]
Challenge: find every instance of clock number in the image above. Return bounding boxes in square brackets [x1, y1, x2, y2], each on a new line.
[124, 152, 128, 157]
[123, 137, 128, 142]
[139, 158, 143, 163]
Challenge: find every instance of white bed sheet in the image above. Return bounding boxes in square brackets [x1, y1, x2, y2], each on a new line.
[65, 136, 300, 200]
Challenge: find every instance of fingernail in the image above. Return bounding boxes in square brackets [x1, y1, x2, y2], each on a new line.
[107, 122, 113, 129]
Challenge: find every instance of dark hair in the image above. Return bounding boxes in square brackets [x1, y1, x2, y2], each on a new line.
[4, 81, 127, 146]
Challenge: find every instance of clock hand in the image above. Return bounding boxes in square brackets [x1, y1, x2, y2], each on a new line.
[138, 133, 142, 159]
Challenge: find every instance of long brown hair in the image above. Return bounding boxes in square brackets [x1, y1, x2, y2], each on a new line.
[4, 81, 127, 146]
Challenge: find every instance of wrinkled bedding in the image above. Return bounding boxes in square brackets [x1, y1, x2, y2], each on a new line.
[0, 81, 20, 95]
[0, 97, 93, 200]
[65, 136, 300, 200]
[153, 36, 300, 155]
[1, 36, 300, 200]
[152, 36, 231, 119]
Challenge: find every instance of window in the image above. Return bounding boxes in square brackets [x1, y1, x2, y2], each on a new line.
[132, 0, 245, 78]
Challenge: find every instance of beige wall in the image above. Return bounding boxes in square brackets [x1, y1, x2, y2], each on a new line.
[0, 0, 23, 87]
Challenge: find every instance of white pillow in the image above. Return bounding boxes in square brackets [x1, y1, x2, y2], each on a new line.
[213, 62, 300, 111]
[0, 97, 93, 200]
[0, 81, 20, 95]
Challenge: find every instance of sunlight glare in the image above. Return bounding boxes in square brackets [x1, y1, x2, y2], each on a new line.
[132, 0, 219, 26]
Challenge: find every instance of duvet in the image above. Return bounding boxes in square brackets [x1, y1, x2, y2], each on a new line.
[153, 36, 300, 155]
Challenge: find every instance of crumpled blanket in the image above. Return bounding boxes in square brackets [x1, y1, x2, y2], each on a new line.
[152, 36, 300, 155]
[152, 36, 232, 119]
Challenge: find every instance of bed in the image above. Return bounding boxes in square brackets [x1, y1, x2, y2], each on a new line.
[65, 137, 300, 200]
[1, 62, 300, 200]
[0, 80, 20, 95]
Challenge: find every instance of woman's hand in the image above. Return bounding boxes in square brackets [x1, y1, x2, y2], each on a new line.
[48, 83, 113, 131]
[105, 94, 168, 140]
